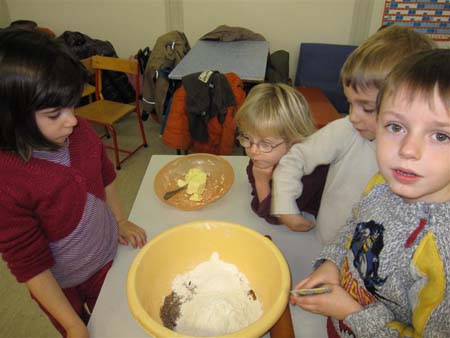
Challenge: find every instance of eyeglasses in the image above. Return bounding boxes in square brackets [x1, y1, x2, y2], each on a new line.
[237, 134, 285, 153]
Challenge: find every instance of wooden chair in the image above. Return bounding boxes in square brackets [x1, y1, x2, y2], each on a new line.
[81, 83, 96, 101]
[75, 55, 148, 170]
[80, 58, 96, 102]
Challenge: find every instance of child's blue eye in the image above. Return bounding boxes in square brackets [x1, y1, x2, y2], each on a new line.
[386, 123, 403, 133]
[433, 132, 450, 143]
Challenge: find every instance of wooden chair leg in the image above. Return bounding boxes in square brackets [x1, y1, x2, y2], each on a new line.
[106, 125, 121, 170]
[135, 109, 148, 147]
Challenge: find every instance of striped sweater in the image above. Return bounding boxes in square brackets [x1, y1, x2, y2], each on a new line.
[0, 118, 117, 286]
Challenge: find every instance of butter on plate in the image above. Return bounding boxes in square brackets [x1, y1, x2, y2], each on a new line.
[177, 168, 208, 201]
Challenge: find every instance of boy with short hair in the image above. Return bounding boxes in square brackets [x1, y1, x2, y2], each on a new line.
[272, 25, 436, 243]
[291, 48, 450, 338]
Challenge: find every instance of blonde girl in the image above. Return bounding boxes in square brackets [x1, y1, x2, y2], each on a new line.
[235, 83, 329, 229]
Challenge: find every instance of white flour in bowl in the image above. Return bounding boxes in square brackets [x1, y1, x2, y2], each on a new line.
[161, 252, 262, 336]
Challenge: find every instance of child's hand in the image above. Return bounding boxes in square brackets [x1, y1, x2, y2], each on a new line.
[118, 220, 147, 248]
[293, 284, 363, 320]
[279, 214, 314, 231]
[290, 260, 340, 304]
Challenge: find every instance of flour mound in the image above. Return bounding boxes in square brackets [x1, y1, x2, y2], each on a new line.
[161, 252, 262, 336]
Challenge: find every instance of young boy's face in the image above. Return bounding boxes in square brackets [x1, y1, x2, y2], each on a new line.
[240, 133, 289, 170]
[376, 88, 450, 203]
[344, 85, 378, 141]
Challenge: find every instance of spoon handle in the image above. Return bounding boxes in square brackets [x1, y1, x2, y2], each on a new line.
[163, 185, 187, 200]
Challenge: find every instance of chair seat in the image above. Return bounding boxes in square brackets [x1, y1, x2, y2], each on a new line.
[75, 100, 135, 125]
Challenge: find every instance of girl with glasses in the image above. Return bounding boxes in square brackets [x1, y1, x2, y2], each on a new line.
[235, 83, 328, 229]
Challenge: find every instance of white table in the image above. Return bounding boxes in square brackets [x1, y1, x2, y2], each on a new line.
[88, 155, 327, 338]
[168, 40, 269, 82]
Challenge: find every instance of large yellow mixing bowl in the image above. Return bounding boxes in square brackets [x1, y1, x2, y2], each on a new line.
[127, 220, 290, 338]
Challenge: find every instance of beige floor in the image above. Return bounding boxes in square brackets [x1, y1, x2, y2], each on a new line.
[0, 115, 243, 338]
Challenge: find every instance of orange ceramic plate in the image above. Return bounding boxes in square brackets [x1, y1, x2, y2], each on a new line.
[154, 154, 234, 211]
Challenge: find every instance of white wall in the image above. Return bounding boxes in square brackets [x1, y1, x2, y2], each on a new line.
[6, 0, 446, 79]
[183, 0, 356, 81]
[6, 0, 167, 59]
[0, 0, 10, 27]
[5, 0, 359, 80]
[369, 0, 386, 35]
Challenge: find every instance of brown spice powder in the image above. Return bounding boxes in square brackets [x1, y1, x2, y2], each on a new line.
[160, 291, 182, 330]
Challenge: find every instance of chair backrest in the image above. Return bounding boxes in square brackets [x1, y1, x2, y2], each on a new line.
[90, 55, 139, 103]
[92, 55, 139, 74]
[294, 43, 357, 114]
[78, 57, 95, 102]
[81, 57, 94, 73]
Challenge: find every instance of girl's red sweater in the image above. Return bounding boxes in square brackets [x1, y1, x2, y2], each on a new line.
[0, 118, 116, 282]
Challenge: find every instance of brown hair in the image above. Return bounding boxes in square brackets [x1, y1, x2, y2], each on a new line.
[341, 25, 436, 93]
[0, 29, 85, 161]
[235, 83, 316, 145]
[377, 49, 450, 114]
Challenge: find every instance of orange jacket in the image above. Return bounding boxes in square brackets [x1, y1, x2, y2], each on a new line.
[162, 72, 246, 155]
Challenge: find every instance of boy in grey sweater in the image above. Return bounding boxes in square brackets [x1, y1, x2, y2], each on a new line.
[291, 49, 450, 337]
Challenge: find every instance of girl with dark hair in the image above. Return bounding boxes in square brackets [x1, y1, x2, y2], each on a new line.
[0, 29, 147, 338]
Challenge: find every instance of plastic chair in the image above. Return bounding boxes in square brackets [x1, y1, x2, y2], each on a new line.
[294, 43, 357, 114]
[75, 55, 148, 169]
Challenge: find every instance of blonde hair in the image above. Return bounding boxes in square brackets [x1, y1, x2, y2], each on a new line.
[235, 83, 316, 144]
[377, 49, 450, 115]
[341, 25, 436, 92]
